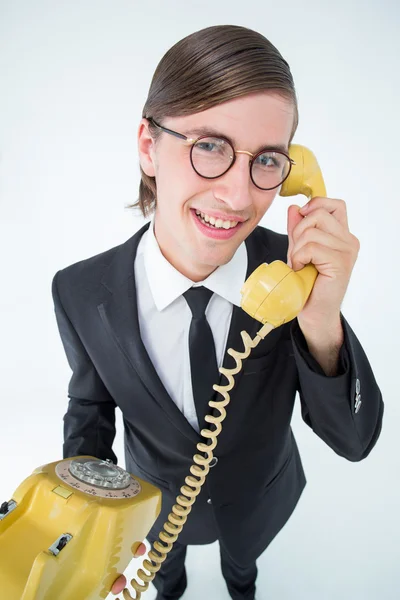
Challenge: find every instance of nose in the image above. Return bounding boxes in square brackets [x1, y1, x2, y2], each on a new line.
[212, 154, 253, 212]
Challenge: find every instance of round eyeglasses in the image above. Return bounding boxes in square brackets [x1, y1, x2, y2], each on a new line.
[147, 117, 295, 191]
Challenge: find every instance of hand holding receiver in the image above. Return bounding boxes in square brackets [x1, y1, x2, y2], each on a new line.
[241, 144, 360, 333]
[286, 194, 359, 334]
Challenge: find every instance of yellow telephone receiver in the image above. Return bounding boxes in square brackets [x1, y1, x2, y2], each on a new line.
[241, 144, 326, 327]
[0, 145, 326, 600]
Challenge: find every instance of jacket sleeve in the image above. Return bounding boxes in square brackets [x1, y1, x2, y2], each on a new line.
[52, 270, 118, 464]
[290, 312, 384, 462]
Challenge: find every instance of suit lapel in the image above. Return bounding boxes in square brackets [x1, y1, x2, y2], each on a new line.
[97, 223, 200, 444]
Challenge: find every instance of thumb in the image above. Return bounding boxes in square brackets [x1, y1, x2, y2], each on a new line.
[287, 205, 303, 269]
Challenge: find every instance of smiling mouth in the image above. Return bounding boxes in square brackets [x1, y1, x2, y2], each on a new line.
[194, 210, 243, 230]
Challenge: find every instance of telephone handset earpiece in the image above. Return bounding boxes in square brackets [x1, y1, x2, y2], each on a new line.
[241, 144, 326, 326]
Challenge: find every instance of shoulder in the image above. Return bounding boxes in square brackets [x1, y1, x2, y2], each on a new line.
[54, 240, 122, 292]
[52, 223, 148, 299]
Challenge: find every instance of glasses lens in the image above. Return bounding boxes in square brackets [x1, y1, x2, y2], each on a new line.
[191, 137, 234, 178]
[251, 151, 291, 190]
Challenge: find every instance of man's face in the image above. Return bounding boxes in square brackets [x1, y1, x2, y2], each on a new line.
[138, 91, 295, 281]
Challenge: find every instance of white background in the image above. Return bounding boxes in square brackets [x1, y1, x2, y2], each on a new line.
[0, 1, 399, 599]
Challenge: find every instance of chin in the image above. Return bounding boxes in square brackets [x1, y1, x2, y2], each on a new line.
[205, 250, 235, 269]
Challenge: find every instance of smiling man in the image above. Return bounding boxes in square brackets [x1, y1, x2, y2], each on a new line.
[140, 92, 294, 283]
[52, 25, 384, 600]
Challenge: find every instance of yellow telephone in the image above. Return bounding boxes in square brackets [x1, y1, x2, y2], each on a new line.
[0, 144, 326, 600]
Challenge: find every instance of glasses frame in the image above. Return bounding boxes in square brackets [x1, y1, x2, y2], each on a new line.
[147, 117, 295, 191]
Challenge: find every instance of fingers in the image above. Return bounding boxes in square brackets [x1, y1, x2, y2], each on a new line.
[111, 574, 127, 595]
[292, 227, 349, 259]
[110, 543, 147, 595]
[293, 207, 349, 247]
[291, 241, 343, 272]
[300, 197, 349, 230]
[133, 542, 147, 557]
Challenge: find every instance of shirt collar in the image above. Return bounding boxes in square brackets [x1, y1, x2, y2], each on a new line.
[141, 216, 248, 311]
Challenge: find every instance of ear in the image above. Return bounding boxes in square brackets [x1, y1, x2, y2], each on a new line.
[137, 118, 157, 177]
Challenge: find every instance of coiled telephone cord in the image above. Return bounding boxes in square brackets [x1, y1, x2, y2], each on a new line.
[119, 321, 274, 600]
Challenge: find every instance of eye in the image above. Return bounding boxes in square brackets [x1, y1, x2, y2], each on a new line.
[194, 137, 228, 155]
[196, 141, 217, 152]
[255, 152, 281, 168]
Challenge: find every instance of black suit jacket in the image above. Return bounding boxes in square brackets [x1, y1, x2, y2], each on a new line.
[51, 223, 384, 566]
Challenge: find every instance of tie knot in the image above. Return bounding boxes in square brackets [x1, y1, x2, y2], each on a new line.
[183, 286, 213, 319]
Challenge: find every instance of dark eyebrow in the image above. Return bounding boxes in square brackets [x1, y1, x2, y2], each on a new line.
[183, 126, 289, 155]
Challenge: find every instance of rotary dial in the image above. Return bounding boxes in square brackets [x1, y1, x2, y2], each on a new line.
[55, 458, 141, 499]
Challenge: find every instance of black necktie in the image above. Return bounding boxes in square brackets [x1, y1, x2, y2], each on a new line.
[183, 286, 219, 429]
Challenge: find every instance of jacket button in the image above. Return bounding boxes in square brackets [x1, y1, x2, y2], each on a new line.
[207, 498, 212, 505]
[209, 456, 218, 468]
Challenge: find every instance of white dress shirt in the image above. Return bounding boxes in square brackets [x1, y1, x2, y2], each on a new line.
[134, 217, 248, 433]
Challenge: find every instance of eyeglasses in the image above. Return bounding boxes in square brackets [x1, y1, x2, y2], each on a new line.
[147, 117, 295, 191]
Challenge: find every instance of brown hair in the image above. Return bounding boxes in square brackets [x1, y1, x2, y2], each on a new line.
[128, 25, 298, 217]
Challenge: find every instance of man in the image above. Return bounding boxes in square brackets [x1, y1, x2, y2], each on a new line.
[52, 25, 383, 600]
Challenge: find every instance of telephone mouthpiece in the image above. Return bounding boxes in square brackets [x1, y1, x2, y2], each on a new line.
[240, 261, 318, 326]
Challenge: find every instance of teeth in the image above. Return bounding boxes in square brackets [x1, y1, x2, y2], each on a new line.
[195, 210, 239, 229]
